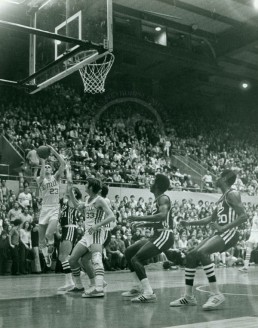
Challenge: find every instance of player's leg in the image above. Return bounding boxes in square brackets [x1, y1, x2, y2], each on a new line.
[130, 241, 162, 303]
[68, 242, 88, 292]
[80, 251, 95, 286]
[45, 218, 59, 267]
[121, 239, 149, 297]
[82, 243, 105, 298]
[239, 241, 255, 272]
[194, 235, 227, 310]
[170, 238, 209, 307]
[58, 239, 74, 291]
[38, 224, 48, 266]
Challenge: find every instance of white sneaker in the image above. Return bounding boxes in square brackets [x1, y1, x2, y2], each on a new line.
[131, 293, 157, 303]
[238, 267, 248, 273]
[202, 293, 225, 310]
[58, 284, 75, 292]
[82, 287, 104, 298]
[169, 295, 197, 307]
[121, 288, 141, 297]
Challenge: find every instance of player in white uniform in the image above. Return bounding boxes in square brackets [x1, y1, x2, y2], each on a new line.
[36, 146, 65, 267]
[239, 211, 258, 272]
[68, 178, 115, 297]
[78, 184, 116, 290]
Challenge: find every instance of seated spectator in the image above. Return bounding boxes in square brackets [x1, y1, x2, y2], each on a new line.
[18, 186, 32, 209]
[19, 207, 33, 224]
[7, 202, 22, 223]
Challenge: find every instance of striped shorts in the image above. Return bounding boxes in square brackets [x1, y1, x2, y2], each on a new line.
[217, 229, 239, 251]
[61, 226, 78, 245]
[150, 230, 174, 252]
[79, 230, 105, 248]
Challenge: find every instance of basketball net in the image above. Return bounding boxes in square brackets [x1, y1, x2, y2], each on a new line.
[78, 53, 115, 94]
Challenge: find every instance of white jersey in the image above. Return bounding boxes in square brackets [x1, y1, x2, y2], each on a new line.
[38, 175, 60, 207]
[83, 196, 105, 232]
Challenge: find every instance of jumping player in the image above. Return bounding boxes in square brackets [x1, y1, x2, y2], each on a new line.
[37, 146, 65, 267]
[68, 178, 115, 297]
[239, 211, 258, 272]
[170, 169, 247, 310]
[58, 165, 82, 291]
[121, 174, 174, 303]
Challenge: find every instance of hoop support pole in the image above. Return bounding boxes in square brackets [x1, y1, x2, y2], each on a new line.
[0, 19, 97, 47]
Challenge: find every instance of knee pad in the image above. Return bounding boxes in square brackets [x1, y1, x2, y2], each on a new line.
[92, 252, 103, 270]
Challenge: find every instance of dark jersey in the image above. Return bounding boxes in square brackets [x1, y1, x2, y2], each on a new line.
[216, 189, 237, 226]
[59, 198, 79, 227]
[152, 194, 173, 230]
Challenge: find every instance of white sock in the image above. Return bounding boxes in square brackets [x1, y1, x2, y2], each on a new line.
[66, 273, 74, 286]
[140, 278, 153, 295]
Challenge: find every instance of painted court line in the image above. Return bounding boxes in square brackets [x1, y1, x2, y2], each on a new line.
[196, 285, 258, 297]
[163, 316, 258, 328]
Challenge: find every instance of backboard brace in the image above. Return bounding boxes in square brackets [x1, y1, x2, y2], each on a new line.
[0, 0, 113, 94]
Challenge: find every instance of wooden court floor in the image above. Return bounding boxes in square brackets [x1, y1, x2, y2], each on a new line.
[0, 266, 258, 328]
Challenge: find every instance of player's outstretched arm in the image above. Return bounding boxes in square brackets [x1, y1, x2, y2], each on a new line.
[37, 159, 46, 186]
[127, 195, 170, 223]
[182, 215, 213, 227]
[47, 145, 66, 181]
[210, 190, 247, 233]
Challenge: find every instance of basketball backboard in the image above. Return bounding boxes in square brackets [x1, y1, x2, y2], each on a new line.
[30, 0, 113, 92]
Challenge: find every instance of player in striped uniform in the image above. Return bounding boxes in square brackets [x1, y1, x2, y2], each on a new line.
[58, 165, 82, 291]
[239, 211, 258, 272]
[68, 178, 115, 297]
[121, 174, 174, 303]
[170, 169, 247, 310]
[36, 146, 65, 267]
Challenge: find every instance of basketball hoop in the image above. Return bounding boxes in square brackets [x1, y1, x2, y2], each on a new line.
[77, 52, 114, 94]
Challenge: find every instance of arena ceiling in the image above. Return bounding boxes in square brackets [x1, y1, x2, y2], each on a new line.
[113, 0, 258, 96]
[0, 0, 258, 97]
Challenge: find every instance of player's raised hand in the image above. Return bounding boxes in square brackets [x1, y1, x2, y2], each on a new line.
[127, 216, 138, 223]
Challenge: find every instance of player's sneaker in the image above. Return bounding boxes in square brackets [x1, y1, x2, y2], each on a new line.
[121, 288, 141, 297]
[131, 293, 157, 303]
[58, 284, 75, 292]
[202, 293, 225, 311]
[169, 295, 197, 307]
[238, 267, 248, 273]
[67, 286, 84, 292]
[82, 287, 104, 298]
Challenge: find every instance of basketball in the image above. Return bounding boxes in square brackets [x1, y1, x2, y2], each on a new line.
[36, 146, 51, 159]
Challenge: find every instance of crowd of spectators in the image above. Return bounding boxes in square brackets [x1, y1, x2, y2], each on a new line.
[1, 85, 258, 193]
[0, 178, 258, 275]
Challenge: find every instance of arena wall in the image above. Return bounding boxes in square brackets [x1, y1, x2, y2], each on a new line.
[6, 180, 258, 205]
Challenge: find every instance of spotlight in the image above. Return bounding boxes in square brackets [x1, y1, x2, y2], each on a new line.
[241, 82, 249, 89]
[155, 26, 162, 31]
[254, 0, 258, 10]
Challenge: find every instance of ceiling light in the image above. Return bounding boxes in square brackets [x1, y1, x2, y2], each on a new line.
[155, 27, 162, 32]
[253, 0, 258, 10]
[241, 82, 249, 89]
